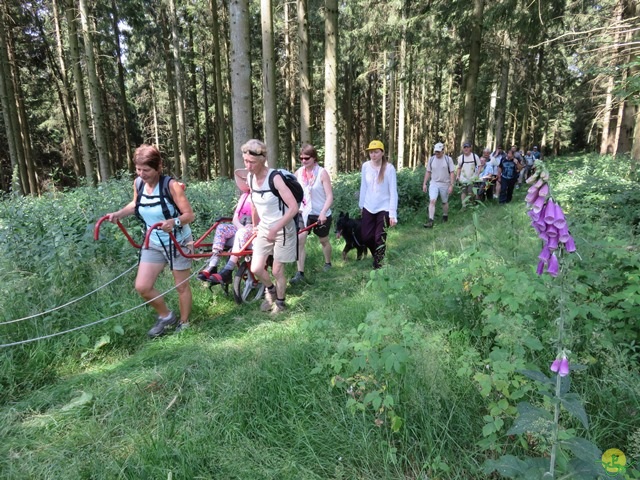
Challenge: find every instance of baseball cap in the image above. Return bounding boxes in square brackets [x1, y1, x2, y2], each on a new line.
[533, 146, 538, 149]
[433, 142, 444, 152]
[463, 142, 472, 148]
[366, 140, 385, 151]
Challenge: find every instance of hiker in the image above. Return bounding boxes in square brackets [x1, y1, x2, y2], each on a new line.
[422, 142, 455, 228]
[498, 149, 518, 204]
[105, 144, 195, 337]
[199, 169, 255, 285]
[456, 142, 480, 205]
[244, 139, 300, 314]
[489, 145, 506, 198]
[474, 153, 494, 202]
[359, 140, 398, 269]
[290, 144, 334, 284]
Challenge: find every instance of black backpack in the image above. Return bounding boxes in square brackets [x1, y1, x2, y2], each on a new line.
[134, 175, 181, 221]
[252, 169, 304, 212]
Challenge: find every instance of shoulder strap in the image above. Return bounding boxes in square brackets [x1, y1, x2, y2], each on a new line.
[134, 177, 144, 220]
[159, 175, 179, 219]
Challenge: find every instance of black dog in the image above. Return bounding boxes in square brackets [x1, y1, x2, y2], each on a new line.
[335, 212, 367, 261]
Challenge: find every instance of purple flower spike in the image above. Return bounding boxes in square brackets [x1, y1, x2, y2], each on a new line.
[532, 196, 546, 214]
[538, 183, 550, 199]
[547, 253, 559, 277]
[558, 357, 570, 376]
[525, 191, 539, 204]
[537, 260, 545, 275]
[564, 236, 576, 252]
[544, 199, 557, 224]
[547, 235, 559, 250]
[538, 245, 551, 262]
[535, 220, 547, 232]
[550, 358, 561, 373]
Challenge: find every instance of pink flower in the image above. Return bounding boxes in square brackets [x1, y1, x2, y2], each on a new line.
[532, 196, 546, 214]
[537, 260, 545, 275]
[547, 236, 559, 250]
[526, 191, 539, 204]
[538, 183, 550, 199]
[564, 236, 576, 252]
[544, 199, 557, 224]
[538, 245, 551, 262]
[553, 203, 567, 230]
[550, 356, 570, 376]
[546, 225, 558, 238]
[559, 225, 571, 243]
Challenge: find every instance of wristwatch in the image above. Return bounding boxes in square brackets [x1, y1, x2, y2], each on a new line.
[174, 217, 182, 228]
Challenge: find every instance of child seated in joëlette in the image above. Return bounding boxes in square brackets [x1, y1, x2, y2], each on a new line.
[198, 169, 254, 284]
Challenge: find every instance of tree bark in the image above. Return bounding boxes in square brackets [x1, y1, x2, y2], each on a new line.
[111, 0, 133, 171]
[78, 0, 110, 182]
[159, 6, 180, 174]
[261, 0, 278, 167]
[229, 0, 253, 170]
[460, 0, 484, 150]
[297, 0, 311, 144]
[324, 0, 338, 176]
[208, 0, 228, 177]
[494, 34, 511, 149]
[65, 0, 94, 185]
[168, 0, 189, 179]
[187, 23, 203, 179]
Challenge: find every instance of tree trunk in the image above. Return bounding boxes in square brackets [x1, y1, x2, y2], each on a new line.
[486, 82, 497, 149]
[261, 0, 278, 167]
[65, 0, 94, 185]
[52, 0, 81, 177]
[111, 0, 133, 171]
[0, 3, 24, 194]
[187, 23, 203, 180]
[229, 0, 253, 170]
[283, 1, 294, 171]
[208, 0, 228, 177]
[494, 35, 511, 148]
[632, 108, 640, 163]
[387, 50, 397, 166]
[78, 0, 110, 182]
[460, 0, 484, 150]
[168, 0, 189, 179]
[201, 43, 212, 179]
[298, 0, 311, 144]
[324, 0, 338, 176]
[159, 6, 180, 174]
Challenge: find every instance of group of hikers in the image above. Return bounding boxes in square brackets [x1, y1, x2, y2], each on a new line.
[105, 139, 537, 338]
[105, 139, 395, 337]
[422, 142, 541, 228]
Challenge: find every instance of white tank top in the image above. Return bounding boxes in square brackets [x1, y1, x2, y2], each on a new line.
[295, 165, 332, 217]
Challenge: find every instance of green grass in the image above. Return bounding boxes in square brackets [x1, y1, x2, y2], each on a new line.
[1, 154, 639, 479]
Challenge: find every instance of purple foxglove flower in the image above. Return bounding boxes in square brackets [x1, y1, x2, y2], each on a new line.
[546, 225, 558, 238]
[528, 209, 540, 222]
[553, 204, 567, 229]
[538, 245, 551, 261]
[534, 179, 545, 189]
[534, 219, 547, 232]
[538, 183, 550, 199]
[532, 195, 546, 214]
[547, 253, 559, 277]
[559, 225, 570, 243]
[544, 199, 557, 224]
[564, 236, 576, 252]
[537, 260, 545, 275]
[526, 191, 539, 204]
[558, 357, 570, 376]
[539, 232, 549, 242]
[550, 358, 561, 373]
[528, 184, 540, 195]
[547, 235, 559, 250]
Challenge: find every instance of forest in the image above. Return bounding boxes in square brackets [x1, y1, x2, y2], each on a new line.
[0, 0, 639, 195]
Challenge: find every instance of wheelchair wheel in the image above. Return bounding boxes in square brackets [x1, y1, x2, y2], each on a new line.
[233, 262, 265, 304]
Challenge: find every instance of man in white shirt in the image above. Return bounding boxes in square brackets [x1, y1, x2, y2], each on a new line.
[456, 142, 480, 205]
[422, 142, 455, 228]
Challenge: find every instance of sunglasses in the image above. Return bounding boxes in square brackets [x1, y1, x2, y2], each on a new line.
[243, 149, 264, 157]
[299, 155, 311, 160]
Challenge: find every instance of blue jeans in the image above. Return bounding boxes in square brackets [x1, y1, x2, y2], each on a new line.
[499, 177, 517, 204]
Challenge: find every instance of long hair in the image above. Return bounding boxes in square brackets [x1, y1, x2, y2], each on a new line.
[376, 155, 387, 184]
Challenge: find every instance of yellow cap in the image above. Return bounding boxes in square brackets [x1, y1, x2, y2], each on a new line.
[365, 140, 385, 151]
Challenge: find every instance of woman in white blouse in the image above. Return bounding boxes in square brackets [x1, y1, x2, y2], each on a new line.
[358, 140, 398, 269]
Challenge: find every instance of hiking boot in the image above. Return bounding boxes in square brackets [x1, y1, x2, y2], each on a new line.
[208, 268, 233, 285]
[147, 312, 178, 338]
[197, 266, 217, 282]
[290, 271, 305, 284]
[175, 322, 190, 333]
[271, 299, 287, 315]
[423, 219, 434, 228]
[323, 263, 332, 272]
[260, 286, 277, 312]
[442, 215, 448, 223]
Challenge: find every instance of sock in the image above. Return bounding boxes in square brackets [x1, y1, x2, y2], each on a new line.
[224, 259, 236, 270]
[160, 311, 173, 320]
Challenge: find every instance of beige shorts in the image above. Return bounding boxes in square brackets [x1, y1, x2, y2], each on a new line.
[252, 222, 297, 263]
[140, 235, 193, 270]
